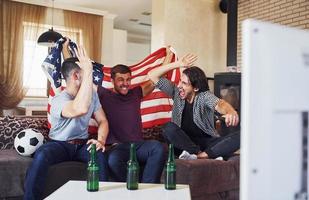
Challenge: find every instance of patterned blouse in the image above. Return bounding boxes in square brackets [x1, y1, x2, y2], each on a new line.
[156, 77, 220, 137]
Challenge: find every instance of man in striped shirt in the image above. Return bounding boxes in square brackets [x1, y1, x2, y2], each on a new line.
[148, 54, 240, 160]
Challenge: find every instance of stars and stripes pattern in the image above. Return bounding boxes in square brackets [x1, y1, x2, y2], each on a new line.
[41, 38, 103, 134]
[42, 38, 180, 136]
[102, 47, 180, 128]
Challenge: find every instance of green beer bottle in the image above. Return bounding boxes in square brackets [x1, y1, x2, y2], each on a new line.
[87, 144, 99, 192]
[165, 144, 176, 190]
[126, 143, 139, 190]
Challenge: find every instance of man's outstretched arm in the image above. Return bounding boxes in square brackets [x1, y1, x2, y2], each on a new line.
[140, 47, 174, 97]
[61, 46, 93, 118]
[215, 99, 239, 127]
[62, 37, 71, 60]
[148, 52, 197, 84]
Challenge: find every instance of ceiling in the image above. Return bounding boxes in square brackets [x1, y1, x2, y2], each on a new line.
[56, 0, 152, 37]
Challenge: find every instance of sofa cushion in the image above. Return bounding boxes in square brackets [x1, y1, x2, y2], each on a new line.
[175, 156, 239, 199]
[141, 125, 164, 142]
[0, 116, 49, 150]
[0, 149, 32, 198]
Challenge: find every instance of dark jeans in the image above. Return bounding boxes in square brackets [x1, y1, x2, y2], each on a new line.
[162, 122, 240, 159]
[24, 140, 109, 200]
[107, 140, 166, 183]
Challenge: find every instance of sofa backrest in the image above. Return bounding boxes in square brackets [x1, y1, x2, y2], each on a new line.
[0, 116, 49, 150]
[0, 115, 165, 150]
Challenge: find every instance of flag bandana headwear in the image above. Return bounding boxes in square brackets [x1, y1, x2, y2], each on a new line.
[42, 38, 180, 135]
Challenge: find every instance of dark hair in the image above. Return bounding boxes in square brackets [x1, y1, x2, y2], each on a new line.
[61, 57, 80, 81]
[183, 66, 209, 92]
[111, 64, 131, 79]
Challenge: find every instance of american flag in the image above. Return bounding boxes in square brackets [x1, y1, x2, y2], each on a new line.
[41, 38, 104, 134]
[42, 39, 180, 135]
[102, 47, 180, 128]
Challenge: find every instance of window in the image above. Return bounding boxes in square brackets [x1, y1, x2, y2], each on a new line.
[23, 23, 81, 97]
[23, 38, 49, 97]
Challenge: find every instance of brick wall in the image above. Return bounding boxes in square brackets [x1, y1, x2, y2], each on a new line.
[237, 0, 309, 67]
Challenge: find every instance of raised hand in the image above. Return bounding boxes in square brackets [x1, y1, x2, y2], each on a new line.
[63, 37, 69, 47]
[62, 37, 71, 59]
[179, 53, 197, 68]
[74, 45, 92, 73]
[165, 45, 173, 57]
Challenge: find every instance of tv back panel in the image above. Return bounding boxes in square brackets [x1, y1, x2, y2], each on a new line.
[241, 19, 309, 200]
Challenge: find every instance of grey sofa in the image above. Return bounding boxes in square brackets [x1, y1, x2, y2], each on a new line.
[0, 116, 88, 199]
[0, 115, 239, 200]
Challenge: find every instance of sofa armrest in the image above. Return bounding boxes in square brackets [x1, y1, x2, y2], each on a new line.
[175, 156, 239, 196]
[0, 149, 32, 198]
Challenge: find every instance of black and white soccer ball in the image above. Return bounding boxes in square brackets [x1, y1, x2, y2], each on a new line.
[14, 129, 44, 156]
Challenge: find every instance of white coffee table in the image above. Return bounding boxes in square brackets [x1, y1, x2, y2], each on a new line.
[45, 180, 191, 200]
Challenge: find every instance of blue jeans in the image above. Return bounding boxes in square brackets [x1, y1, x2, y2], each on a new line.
[107, 140, 166, 183]
[23, 140, 108, 200]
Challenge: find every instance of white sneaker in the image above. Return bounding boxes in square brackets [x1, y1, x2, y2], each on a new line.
[215, 156, 223, 161]
[179, 151, 197, 160]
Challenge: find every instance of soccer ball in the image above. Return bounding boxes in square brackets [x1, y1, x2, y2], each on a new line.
[14, 129, 44, 156]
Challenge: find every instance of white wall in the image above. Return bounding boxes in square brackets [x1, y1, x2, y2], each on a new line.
[151, 0, 165, 52]
[127, 42, 151, 65]
[101, 17, 115, 66]
[152, 0, 227, 77]
[112, 29, 127, 66]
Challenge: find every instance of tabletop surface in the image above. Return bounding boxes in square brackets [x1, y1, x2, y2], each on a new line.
[45, 180, 191, 200]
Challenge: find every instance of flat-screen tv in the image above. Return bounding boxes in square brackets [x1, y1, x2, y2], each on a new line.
[241, 19, 309, 200]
